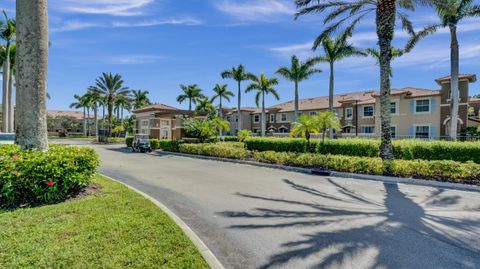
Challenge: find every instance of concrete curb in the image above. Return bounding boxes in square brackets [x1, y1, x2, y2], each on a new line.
[156, 151, 480, 193]
[100, 174, 225, 269]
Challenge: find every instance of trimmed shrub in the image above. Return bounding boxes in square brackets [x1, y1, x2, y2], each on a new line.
[158, 139, 183, 152]
[245, 137, 318, 153]
[0, 145, 100, 208]
[317, 138, 380, 157]
[179, 143, 248, 159]
[126, 136, 133, 147]
[223, 136, 238, 142]
[392, 140, 480, 163]
[149, 139, 160, 149]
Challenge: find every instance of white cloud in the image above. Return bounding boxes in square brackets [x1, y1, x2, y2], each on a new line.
[214, 0, 294, 22]
[51, 0, 155, 16]
[105, 55, 165, 64]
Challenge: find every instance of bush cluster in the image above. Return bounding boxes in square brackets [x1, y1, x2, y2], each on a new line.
[253, 151, 480, 184]
[126, 136, 133, 147]
[245, 137, 480, 163]
[0, 145, 100, 208]
[179, 143, 248, 159]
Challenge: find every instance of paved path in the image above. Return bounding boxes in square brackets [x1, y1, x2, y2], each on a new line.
[61, 140, 480, 269]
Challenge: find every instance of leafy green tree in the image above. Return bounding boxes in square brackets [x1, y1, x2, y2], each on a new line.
[131, 89, 151, 109]
[238, 129, 252, 142]
[246, 73, 280, 137]
[91, 72, 130, 140]
[315, 111, 341, 142]
[406, 0, 480, 140]
[211, 84, 234, 118]
[0, 11, 15, 133]
[57, 116, 80, 136]
[177, 84, 204, 111]
[221, 65, 255, 132]
[290, 115, 320, 146]
[211, 116, 231, 137]
[276, 55, 321, 121]
[295, 0, 426, 160]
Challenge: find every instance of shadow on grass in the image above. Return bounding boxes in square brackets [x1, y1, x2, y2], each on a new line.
[219, 178, 480, 269]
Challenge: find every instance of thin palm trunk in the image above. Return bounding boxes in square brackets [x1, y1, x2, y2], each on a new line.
[328, 61, 335, 139]
[15, 0, 49, 150]
[219, 97, 223, 136]
[2, 54, 9, 132]
[87, 107, 90, 136]
[94, 104, 98, 142]
[108, 100, 113, 141]
[261, 92, 266, 136]
[449, 25, 459, 141]
[294, 80, 299, 121]
[377, 3, 396, 160]
[102, 105, 105, 136]
[83, 107, 86, 136]
[8, 71, 14, 132]
[237, 81, 242, 133]
[189, 99, 192, 111]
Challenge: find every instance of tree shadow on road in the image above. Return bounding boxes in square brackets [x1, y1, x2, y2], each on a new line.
[219, 178, 480, 269]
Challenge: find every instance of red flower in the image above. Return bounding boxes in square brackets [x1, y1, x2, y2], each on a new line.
[47, 181, 56, 186]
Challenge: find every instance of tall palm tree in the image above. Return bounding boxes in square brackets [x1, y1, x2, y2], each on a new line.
[211, 84, 234, 118]
[70, 94, 88, 136]
[406, 0, 480, 140]
[131, 89, 151, 109]
[195, 97, 215, 115]
[86, 87, 102, 142]
[82, 92, 94, 136]
[15, 0, 48, 150]
[245, 73, 280, 136]
[0, 43, 16, 132]
[115, 94, 132, 123]
[295, 0, 427, 160]
[92, 72, 130, 140]
[0, 11, 15, 133]
[177, 84, 204, 111]
[276, 55, 322, 121]
[221, 65, 255, 132]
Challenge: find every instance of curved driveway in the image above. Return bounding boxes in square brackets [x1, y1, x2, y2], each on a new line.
[66, 141, 480, 269]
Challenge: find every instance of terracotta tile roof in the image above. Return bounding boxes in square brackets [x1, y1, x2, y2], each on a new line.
[373, 87, 441, 98]
[133, 103, 179, 113]
[47, 110, 96, 120]
[435, 74, 477, 85]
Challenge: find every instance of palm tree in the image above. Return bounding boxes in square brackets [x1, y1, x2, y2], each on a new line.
[0, 11, 15, 133]
[86, 87, 102, 142]
[221, 65, 255, 132]
[195, 97, 215, 115]
[316, 111, 341, 142]
[114, 94, 131, 122]
[0, 43, 16, 132]
[245, 73, 280, 136]
[276, 55, 322, 121]
[211, 84, 234, 118]
[406, 0, 480, 140]
[290, 115, 320, 147]
[131, 89, 151, 109]
[177, 84, 204, 111]
[70, 94, 88, 136]
[295, 0, 427, 160]
[314, 36, 365, 138]
[15, 0, 49, 150]
[92, 72, 130, 140]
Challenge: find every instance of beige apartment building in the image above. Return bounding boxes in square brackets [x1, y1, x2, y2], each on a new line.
[226, 74, 478, 139]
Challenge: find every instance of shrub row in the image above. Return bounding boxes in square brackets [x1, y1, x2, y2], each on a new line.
[0, 145, 100, 208]
[253, 151, 480, 184]
[245, 137, 480, 163]
[179, 143, 248, 159]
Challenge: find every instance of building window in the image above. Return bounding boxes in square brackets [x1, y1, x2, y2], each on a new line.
[346, 107, 353, 119]
[281, 113, 287, 122]
[226, 116, 231, 122]
[141, 120, 149, 127]
[270, 114, 275, 122]
[254, 115, 260, 123]
[415, 99, 430, 113]
[309, 111, 317, 116]
[343, 126, 351, 133]
[279, 127, 289, 133]
[363, 106, 374, 117]
[362, 126, 374, 134]
[235, 115, 238, 122]
[415, 125, 430, 139]
[390, 102, 397, 114]
[253, 128, 259, 134]
[390, 126, 397, 138]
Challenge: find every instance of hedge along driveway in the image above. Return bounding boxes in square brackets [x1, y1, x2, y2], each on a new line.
[244, 137, 480, 163]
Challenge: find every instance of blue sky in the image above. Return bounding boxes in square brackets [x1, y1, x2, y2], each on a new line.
[2, 0, 480, 111]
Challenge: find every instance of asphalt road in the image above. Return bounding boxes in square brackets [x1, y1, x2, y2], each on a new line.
[59, 140, 480, 269]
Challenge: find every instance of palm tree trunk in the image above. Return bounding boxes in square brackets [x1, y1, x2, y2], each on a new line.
[83, 107, 86, 136]
[87, 107, 90, 136]
[294, 80, 299, 122]
[219, 97, 223, 136]
[102, 105, 105, 137]
[449, 25, 459, 141]
[261, 91, 266, 137]
[237, 81, 242, 133]
[329, 61, 335, 139]
[8, 71, 14, 132]
[189, 99, 192, 111]
[15, 0, 49, 150]
[108, 100, 113, 142]
[376, 2, 395, 160]
[94, 104, 98, 142]
[2, 53, 10, 133]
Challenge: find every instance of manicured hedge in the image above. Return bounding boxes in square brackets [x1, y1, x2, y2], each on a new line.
[126, 136, 133, 147]
[245, 137, 480, 163]
[0, 145, 100, 208]
[253, 151, 480, 184]
[179, 143, 248, 159]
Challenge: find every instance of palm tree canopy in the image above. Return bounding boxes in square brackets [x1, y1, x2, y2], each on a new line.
[290, 115, 320, 138]
[315, 111, 341, 132]
[314, 35, 366, 64]
[276, 55, 322, 82]
[245, 73, 280, 107]
[0, 11, 16, 44]
[211, 84, 234, 103]
[0, 44, 15, 68]
[221, 64, 256, 82]
[176, 84, 204, 105]
[365, 47, 404, 65]
[115, 94, 132, 111]
[93, 72, 130, 102]
[131, 89, 151, 109]
[195, 97, 215, 113]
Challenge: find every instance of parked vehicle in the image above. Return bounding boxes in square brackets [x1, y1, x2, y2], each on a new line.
[0, 133, 15, 144]
[132, 134, 152, 153]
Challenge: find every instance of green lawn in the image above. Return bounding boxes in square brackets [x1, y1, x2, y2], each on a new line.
[0, 175, 209, 269]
